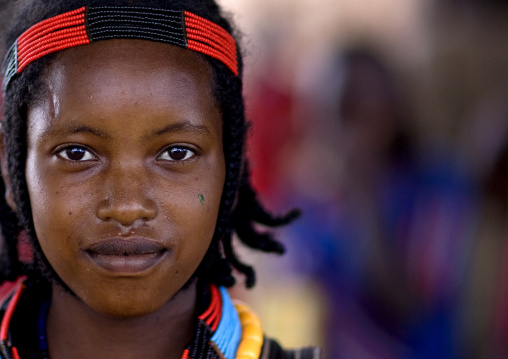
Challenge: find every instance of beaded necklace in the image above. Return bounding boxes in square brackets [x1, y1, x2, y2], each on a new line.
[0, 279, 263, 359]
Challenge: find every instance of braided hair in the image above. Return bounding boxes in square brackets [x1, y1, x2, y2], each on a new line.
[0, 0, 299, 289]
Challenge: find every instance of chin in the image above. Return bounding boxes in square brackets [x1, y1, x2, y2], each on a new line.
[62, 274, 182, 319]
[85, 287, 172, 318]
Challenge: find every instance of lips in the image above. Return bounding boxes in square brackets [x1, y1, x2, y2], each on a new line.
[85, 238, 167, 274]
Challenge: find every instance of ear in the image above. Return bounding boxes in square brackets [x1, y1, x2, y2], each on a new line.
[0, 126, 17, 213]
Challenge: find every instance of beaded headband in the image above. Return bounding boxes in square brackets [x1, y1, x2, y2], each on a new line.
[2, 6, 238, 92]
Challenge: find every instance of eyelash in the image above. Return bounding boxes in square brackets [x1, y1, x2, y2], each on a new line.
[157, 146, 197, 162]
[54, 145, 197, 163]
[55, 145, 97, 162]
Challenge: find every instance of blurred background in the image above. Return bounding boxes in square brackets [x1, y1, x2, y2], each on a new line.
[218, 0, 508, 358]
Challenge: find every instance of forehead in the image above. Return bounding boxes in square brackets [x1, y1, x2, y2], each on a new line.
[34, 39, 218, 130]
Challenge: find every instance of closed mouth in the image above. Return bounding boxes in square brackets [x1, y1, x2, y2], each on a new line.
[85, 238, 167, 274]
[86, 238, 166, 256]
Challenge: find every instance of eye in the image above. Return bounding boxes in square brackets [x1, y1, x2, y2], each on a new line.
[56, 145, 96, 162]
[157, 146, 196, 162]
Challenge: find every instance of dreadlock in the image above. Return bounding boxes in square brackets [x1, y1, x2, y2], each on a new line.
[0, 0, 299, 288]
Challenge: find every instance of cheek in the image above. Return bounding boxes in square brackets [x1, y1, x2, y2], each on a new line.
[29, 177, 90, 231]
[163, 161, 225, 262]
[196, 159, 225, 228]
[26, 158, 93, 261]
[170, 183, 221, 231]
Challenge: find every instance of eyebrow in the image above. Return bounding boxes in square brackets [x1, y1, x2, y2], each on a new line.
[146, 122, 213, 140]
[41, 121, 212, 140]
[43, 124, 110, 139]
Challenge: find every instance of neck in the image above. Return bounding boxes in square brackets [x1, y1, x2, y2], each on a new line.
[46, 283, 197, 359]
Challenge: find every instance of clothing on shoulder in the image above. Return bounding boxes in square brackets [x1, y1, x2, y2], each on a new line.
[0, 279, 321, 359]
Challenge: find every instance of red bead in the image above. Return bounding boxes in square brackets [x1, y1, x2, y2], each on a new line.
[181, 349, 190, 359]
[19, 9, 85, 48]
[19, 16, 85, 53]
[18, 35, 89, 72]
[186, 31, 236, 59]
[19, 25, 87, 56]
[185, 12, 236, 46]
[18, 27, 88, 70]
[11, 347, 20, 359]
[183, 12, 238, 75]
[188, 40, 237, 75]
[186, 26, 236, 54]
[198, 285, 223, 331]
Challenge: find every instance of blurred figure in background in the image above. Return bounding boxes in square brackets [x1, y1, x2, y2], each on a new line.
[223, 0, 508, 357]
[286, 48, 474, 359]
[427, 1, 508, 357]
[457, 89, 508, 359]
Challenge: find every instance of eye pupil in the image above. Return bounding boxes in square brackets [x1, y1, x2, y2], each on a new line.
[66, 147, 86, 161]
[169, 148, 187, 161]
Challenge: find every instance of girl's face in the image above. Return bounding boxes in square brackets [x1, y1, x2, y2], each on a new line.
[23, 39, 225, 317]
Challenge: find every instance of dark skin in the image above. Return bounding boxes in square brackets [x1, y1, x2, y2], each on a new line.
[1, 40, 226, 359]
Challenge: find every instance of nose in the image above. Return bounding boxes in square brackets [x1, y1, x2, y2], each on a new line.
[96, 162, 157, 226]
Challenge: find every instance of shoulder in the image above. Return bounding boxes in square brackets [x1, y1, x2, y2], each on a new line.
[260, 337, 322, 359]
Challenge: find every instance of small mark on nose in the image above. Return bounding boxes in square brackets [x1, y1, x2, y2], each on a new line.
[198, 194, 204, 205]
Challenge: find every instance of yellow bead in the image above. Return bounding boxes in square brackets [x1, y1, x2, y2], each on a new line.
[233, 301, 263, 359]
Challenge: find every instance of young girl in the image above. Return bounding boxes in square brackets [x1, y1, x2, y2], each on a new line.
[0, 1, 321, 358]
